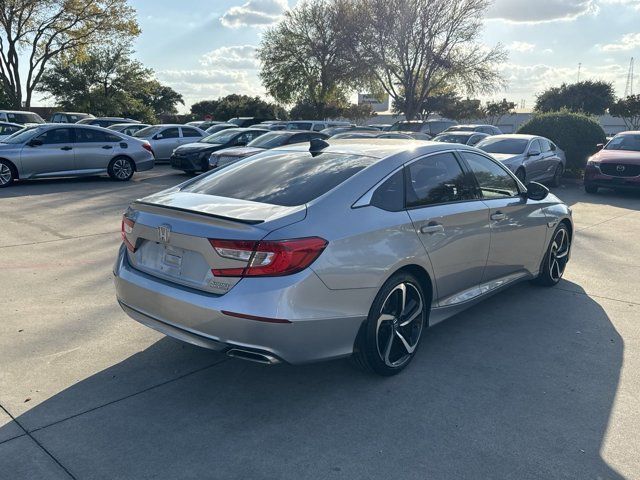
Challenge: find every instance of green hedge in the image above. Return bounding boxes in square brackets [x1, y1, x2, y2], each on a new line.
[516, 111, 606, 172]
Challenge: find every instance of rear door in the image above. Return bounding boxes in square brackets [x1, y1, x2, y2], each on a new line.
[19, 127, 75, 176]
[538, 138, 559, 180]
[180, 127, 204, 145]
[404, 151, 491, 305]
[74, 128, 123, 171]
[460, 151, 549, 280]
[524, 139, 545, 181]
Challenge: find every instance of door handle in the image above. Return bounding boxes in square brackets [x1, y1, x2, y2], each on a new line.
[420, 223, 444, 234]
[491, 212, 506, 221]
[102, 145, 113, 149]
[60, 146, 72, 151]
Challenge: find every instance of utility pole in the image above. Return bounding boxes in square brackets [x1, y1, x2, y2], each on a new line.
[577, 63, 582, 83]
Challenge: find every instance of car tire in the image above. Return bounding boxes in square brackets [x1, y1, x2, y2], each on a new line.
[515, 168, 526, 184]
[353, 272, 428, 376]
[584, 183, 598, 194]
[550, 164, 563, 187]
[0, 160, 16, 188]
[533, 223, 571, 287]
[108, 157, 135, 181]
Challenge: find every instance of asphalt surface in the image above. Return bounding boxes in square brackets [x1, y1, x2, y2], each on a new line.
[0, 166, 639, 480]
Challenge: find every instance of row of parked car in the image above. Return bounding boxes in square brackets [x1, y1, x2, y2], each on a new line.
[0, 110, 637, 195]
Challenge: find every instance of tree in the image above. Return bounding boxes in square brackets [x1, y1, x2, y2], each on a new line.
[352, 0, 506, 120]
[0, 0, 139, 108]
[190, 94, 287, 121]
[610, 95, 640, 130]
[38, 43, 182, 123]
[534, 81, 615, 115]
[484, 99, 516, 125]
[258, 0, 366, 118]
[439, 97, 484, 122]
[340, 103, 376, 123]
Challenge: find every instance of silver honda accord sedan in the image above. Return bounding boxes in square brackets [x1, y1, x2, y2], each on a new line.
[114, 139, 572, 375]
[0, 124, 155, 187]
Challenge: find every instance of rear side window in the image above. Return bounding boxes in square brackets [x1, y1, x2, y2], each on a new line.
[182, 152, 376, 206]
[181, 127, 201, 137]
[405, 152, 476, 207]
[76, 129, 121, 143]
[539, 138, 552, 152]
[371, 170, 404, 212]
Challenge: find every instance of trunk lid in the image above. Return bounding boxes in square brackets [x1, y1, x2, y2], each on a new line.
[123, 191, 306, 295]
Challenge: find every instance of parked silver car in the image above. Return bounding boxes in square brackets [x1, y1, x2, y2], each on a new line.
[476, 134, 566, 186]
[114, 140, 572, 375]
[0, 124, 154, 187]
[432, 131, 490, 146]
[134, 125, 206, 161]
[108, 123, 151, 136]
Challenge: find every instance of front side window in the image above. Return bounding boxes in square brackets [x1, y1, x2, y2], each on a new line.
[182, 151, 376, 206]
[36, 128, 72, 144]
[461, 152, 520, 199]
[405, 152, 476, 208]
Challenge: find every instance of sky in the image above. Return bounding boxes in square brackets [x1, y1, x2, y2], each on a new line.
[125, 0, 640, 113]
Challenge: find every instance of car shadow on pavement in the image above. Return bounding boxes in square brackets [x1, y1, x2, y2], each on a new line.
[0, 280, 625, 479]
[552, 183, 640, 209]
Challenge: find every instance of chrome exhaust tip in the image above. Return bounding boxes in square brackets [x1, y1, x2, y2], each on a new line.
[226, 348, 280, 365]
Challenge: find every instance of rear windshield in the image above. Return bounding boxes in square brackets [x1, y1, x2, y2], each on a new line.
[182, 151, 376, 206]
[5, 112, 44, 124]
[433, 133, 472, 143]
[476, 138, 528, 155]
[247, 132, 290, 148]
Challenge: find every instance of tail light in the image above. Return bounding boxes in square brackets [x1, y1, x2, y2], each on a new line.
[209, 237, 327, 277]
[121, 216, 136, 252]
[142, 142, 154, 156]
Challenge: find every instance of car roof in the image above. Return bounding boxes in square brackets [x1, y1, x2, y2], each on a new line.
[615, 131, 640, 135]
[489, 134, 537, 140]
[436, 131, 483, 136]
[271, 138, 475, 159]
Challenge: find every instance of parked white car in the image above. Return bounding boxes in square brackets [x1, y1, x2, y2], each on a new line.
[0, 110, 45, 126]
[0, 122, 24, 141]
[133, 124, 206, 161]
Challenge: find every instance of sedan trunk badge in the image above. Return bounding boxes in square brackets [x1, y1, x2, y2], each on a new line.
[158, 224, 171, 243]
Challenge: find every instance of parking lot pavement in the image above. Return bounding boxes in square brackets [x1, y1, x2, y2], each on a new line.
[0, 168, 639, 479]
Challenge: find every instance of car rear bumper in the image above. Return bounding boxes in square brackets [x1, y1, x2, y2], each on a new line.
[113, 245, 370, 364]
[135, 157, 154, 172]
[585, 166, 640, 189]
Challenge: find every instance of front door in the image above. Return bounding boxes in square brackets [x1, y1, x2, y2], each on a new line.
[404, 151, 491, 305]
[460, 151, 550, 280]
[20, 127, 75, 177]
[153, 127, 181, 160]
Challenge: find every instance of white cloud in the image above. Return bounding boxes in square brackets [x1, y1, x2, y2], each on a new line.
[598, 32, 640, 51]
[599, 0, 640, 9]
[508, 41, 536, 52]
[488, 0, 597, 23]
[220, 0, 288, 28]
[199, 45, 259, 69]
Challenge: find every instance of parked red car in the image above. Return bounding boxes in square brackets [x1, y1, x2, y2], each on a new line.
[585, 132, 640, 193]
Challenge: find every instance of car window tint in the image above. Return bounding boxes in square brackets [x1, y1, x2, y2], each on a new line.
[181, 127, 201, 137]
[161, 127, 180, 139]
[461, 152, 520, 199]
[371, 170, 404, 212]
[182, 152, 376, 206]
[539, 138, 552, 152]
[405, 152, 476, 207]
[36, 128, 72, 144]
[76, 129, 116, 143]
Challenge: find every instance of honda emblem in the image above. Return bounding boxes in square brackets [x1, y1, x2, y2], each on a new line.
[157, 224, 171, 243]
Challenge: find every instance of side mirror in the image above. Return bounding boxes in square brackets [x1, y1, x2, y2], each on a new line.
[527, 148, 541, 157]
[596, 143, 604, 151]
[27, 139, 43, 147]
[525, 181, 549, 201]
